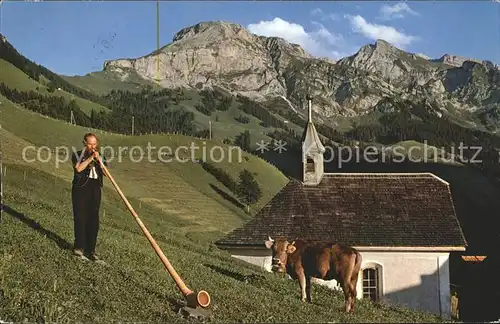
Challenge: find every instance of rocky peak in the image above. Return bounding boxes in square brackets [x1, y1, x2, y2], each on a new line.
[261, 36, 311, 59]
[339, 39, 404, 66]
[432, 54, 482, 68]
[374, 39, 395, 51]
[414, 53, 431, 60]
[172, 21, 252, 43]
[361, 39, 400, 55]
[337, 39, 426, 82]
[481, 60, 500, 70]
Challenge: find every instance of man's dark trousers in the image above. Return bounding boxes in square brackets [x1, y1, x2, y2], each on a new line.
[72, 178, 101, 255]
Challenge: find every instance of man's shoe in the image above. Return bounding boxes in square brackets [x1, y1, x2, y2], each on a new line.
[73, 249, 90, 262]
[89, 253, 107, 265]
[77, 255, 91, 262]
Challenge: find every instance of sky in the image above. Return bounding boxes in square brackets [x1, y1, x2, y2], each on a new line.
[1, 1, 499, 76]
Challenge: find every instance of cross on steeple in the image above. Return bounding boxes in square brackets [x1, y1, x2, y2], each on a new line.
[307, 94, 313, 122]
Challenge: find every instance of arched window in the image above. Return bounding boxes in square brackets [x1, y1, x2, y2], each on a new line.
[306, 157, 315, 172]
[362, 262, 383, 302]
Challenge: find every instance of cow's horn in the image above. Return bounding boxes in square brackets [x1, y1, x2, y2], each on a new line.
[268, 236, 274, 242]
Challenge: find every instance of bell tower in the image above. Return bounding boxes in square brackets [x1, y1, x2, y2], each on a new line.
[301, 95, 325, 186]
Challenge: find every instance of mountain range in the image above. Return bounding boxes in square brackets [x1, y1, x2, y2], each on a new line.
[93, 21, 500, 132]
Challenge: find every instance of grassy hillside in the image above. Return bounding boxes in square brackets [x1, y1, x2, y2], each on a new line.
[0, 59, 43, 92]
[0, 162, 443, 323]
[0, 93, 286, 231]
[173, 89, 279, 143]
[61, 70, 161, 95]
[0, 59, 109, 115]
[64, 78, 293, 146]
[0, 90, 447, 323]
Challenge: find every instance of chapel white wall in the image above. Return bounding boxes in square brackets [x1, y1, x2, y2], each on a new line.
[225, 248, 451, 318]
[358, 251, 451, 319]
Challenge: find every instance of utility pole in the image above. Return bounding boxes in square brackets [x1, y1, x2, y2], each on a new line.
[70, 110, 75, 125]
[156, 0, 161, 82]
[209, 120, 212, 140]
[132, 116, 135, 136]
[0, 146, 3, 223]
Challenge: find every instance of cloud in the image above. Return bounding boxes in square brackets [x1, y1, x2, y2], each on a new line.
[310, 8, 323, 16]
[310, 7, 339, 21]
[345, 14, 418, 48]
[378, 2, 419, 20]
[311, 21, 343, 45]
[247, 17, 349, 59]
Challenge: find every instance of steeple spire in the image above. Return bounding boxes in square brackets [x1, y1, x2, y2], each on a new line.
[307, 94, 312, 122]
[301, 94, 325, 186]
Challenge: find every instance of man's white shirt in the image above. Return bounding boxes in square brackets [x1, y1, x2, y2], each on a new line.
[89, 165, 98, 179]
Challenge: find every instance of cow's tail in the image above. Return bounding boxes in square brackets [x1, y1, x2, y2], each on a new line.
[353, 249, 362, 276]
[348, 250, 362, 296]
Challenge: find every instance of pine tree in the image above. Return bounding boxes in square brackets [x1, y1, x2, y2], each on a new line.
[234, 130, 251, 152]
[236, 169, 262, 213]
[47, 82, 56, 93]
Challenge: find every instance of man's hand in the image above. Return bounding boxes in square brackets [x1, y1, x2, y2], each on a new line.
[92, 151, 100, 159]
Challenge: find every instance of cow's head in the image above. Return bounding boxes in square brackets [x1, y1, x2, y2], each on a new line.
[264, 236, 296, 273]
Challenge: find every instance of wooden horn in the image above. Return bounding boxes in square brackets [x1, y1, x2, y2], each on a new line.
[96, 156, 210, 308]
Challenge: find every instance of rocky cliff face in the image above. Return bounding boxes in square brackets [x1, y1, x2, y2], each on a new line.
[103, 21, 500, 130]
[104, 21, 310, 100]
[337, 39, 443, 85]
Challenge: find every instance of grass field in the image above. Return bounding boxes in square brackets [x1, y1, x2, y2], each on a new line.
[0, 91, 448, 322]
[0, 59, 110, 115]
[61, 70, 160, 95]
[0, 93, 287, 231]
[385, 140, 464, 165]
[0, 162, 444, 323]
[178, 89, 277, 144]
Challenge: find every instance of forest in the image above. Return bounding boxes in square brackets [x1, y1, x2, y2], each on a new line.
[0, 83, 201, 136]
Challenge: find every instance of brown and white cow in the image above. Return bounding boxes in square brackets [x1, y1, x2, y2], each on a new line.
[265, 237, 362, 312]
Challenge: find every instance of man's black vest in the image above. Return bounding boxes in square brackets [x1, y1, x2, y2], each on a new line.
[71, 150, 107, 187]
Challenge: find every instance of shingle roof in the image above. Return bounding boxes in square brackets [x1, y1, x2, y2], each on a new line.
[215, 173, 467, 248]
